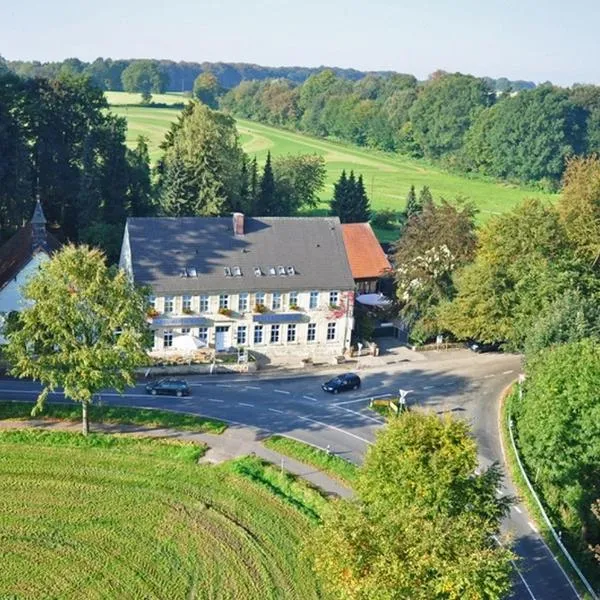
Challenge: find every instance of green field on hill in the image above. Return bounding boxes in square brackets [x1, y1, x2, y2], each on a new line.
[0, 429, 326, 599]
[108, 91, 555, 241]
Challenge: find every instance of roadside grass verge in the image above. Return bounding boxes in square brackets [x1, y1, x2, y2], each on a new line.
[263, 435, 358, 487]
[0, 427, 206, 461]
[0, 430, 326, 599]
[228, 455, 328, 522]
[500, 386, 595, 599]
[0, 400, 227, 434]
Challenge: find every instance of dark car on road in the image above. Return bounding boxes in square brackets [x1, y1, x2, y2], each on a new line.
[467, 341, 502, 353]
[145, 378, 190, 397]
[322, 373, 361, 394]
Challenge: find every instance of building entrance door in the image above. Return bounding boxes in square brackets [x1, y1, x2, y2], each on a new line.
[215, 326, 231, 351]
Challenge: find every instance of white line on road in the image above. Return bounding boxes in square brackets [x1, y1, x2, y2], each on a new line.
[274, 389, 290, 395]
[502, 370, 514, 375]
[216, 384, 232, 388]
[303, 395, 318, 402]
[268, 408, 284, 414]
[189, 383, 203, 387]
[334, 393, 391, 406]
[513, 506, 523, 514]
[298, 416, 372, 444]
[528, 521, 539, 533]
[484, 374, 495, 379]
[335, 405, 385, 424]
[423, 385, 433, 390]
[244, 385, 260, 390]
[208, 398, 224, 403]
[238, 402, 254, 408]
[493, 535, 538, 600]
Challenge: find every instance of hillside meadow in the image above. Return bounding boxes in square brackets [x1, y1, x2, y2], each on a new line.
[0, 429, 328, 599]
[108, 91, 556, 241]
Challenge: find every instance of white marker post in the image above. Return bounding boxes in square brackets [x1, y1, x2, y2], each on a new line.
[398, 389, 413, 413]
[357, 342, 363, 369]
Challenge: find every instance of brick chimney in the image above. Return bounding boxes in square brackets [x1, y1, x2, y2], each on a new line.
[232, 212, 244, 236]
[30, 197, 47, 249]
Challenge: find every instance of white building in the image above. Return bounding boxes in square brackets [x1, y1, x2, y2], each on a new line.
[0, 200, 61, 341]
[119, 213, 355, 364]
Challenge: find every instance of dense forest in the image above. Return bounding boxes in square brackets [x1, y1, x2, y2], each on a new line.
[0, 55, 535, 93]
[0, 72, 152, 251]
[221, 69, 600, 189]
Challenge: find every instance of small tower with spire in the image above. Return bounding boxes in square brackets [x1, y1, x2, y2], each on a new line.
[30, 197, 47, 250]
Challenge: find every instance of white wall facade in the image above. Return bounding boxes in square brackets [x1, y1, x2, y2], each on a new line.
[148, 289, 354, 364]
[0, 252, 49, 343]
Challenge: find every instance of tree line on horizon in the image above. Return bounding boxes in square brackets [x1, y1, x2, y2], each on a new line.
[0, 54, 535, 94]
[220, 69, 600, 190]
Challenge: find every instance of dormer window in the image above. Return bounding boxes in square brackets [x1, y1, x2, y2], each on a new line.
[254, 267, 262, 277]
[278, 266, 286, 276]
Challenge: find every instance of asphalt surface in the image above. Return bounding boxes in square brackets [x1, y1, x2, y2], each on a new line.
[0, 350, 581, 600]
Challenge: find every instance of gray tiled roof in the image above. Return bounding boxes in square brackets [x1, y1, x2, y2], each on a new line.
[125, 216, 355, 294]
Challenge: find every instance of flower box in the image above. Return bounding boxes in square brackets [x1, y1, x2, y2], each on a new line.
[218, 308, 234, 317]
[253, 303, 268, 314]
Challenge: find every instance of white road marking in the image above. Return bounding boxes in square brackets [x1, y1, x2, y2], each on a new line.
[216, 384, 232, 388]
[274, 389, 290, 395]
[493, 535, 537, 600]
[513, 506, 523, 514]
[208, 398, 224, 403]
[189, 383, 203, 387]
[268, 408, 284, 414]
[303, 395, 318, 402]
[502, 370, 514, 375]
[244, 385, 260, 390]
[334, 393, 391, 406]
[528, 521, 539, 533]
[238, 402, 254, 408]
[423, 385, 433, 390]
[484, 374, 495, 379]
[298, 416, 372, 444]
[335, 405, 385, 424]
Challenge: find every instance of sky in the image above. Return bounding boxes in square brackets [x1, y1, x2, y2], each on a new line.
[1, 0, 599, 85]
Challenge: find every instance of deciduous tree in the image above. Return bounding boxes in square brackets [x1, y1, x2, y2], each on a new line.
[5, 246, 149, 435]
[312, 412, 514, 599]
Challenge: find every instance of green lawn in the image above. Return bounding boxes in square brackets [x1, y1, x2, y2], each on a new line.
[0, 429, 328, 599]
[0, 401, 227, 434]
[263, 435, 358, 486]
[108, 91, 556, 242]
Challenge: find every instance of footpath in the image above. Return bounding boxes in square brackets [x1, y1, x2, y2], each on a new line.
[0, 419, 352, 499]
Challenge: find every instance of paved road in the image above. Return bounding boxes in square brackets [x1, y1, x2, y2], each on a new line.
[0, 351, 580, 600]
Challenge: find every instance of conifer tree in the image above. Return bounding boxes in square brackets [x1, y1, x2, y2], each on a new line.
[353, 174, 372, 222]
[405, 184, 421, 218]
[330, 169, 349, 220]
[418, 185, 433, 206]
[236, 154, 250, 213]
[249, 156, 259, 214]
[256, 151, 277, 215]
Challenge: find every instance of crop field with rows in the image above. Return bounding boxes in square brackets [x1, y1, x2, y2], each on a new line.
[0, 429, 327, 599]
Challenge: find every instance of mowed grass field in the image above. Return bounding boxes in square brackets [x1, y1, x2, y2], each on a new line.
[108, 91, 555, 240]
[0, 429, 327, 599]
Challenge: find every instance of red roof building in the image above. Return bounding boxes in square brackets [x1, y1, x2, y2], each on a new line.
[341, 223, 392, 293]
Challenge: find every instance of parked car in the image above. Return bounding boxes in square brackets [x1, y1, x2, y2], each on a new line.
[322, 373, 361, 394]
[467, 341, 502, 353]
[145, 378, 190, 397]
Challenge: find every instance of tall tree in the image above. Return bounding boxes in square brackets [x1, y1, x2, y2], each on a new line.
[255, 151, 277, 215]
[126, 136, 153, 217]
[440, 199, 592, 348]
[410, 73, 494, 158]
[249, 156, 259, 213]
[312, 412, 514, 599]
[330, 169, 349, 220]
[516, 340, 600, 559]
[405, 184, 421, 218]
[558, 156, 600, 266]
[193, 71, 221, 108]
[395, 198, 477, 339]
[418, 185, 433, 205]
[272, 154, 326, 215]
[121, 60, 168, 101]
[353, 174, 371, 222]
[157, 101, 245, 216]
[5, 246, 149, 435]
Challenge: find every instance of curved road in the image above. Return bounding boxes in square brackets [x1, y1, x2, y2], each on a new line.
[0, 351, 580, 600]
